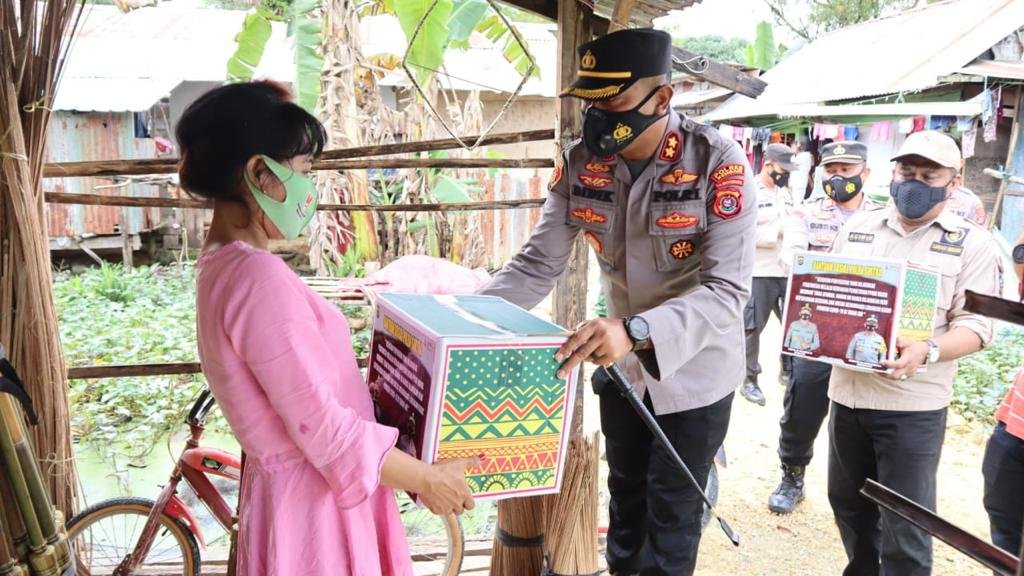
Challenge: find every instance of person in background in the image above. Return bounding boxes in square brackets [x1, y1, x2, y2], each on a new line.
[981, 229, 1024, 558]
[742, 143, 798, 406]
[770, 141, 883, 514]
[790, 136, 814, 202]
[826, 131, 1002, 576]
[184, 81, 477, 575]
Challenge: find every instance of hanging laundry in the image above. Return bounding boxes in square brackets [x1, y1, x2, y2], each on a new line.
[719, 124, 734, 140]
[813, 123, 825, 140]
[962, 120, 978, 159]
[898, 117, 915, 134]
[869, 121, 892, 142]
[733, 126, 746, 141]
[929, 116, 955, 130]
[984, 87, 1002, 143]
[912, 116, 926, 133]
[956, 116, 975, 132]
[843, 126, 859, 140]
[743, 127, 753, 142]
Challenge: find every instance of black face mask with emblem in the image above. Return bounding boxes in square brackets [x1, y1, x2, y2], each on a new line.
[824, 173, 863, 203]
[770, 170, 790, 188]
[582, 86, 667, 157]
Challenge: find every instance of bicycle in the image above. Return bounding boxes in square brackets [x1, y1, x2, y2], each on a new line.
[65, 389, 465, 576]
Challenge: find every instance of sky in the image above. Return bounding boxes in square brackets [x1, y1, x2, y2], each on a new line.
[656, 0, 803, 45]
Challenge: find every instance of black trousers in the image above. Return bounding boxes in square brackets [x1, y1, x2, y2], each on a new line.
[827, 402, 946, 576]
[744, 276, 792, 384]
[778, 357, 832, 467]
[597, 371, 732, 576]
[982, 422, 1024, 557]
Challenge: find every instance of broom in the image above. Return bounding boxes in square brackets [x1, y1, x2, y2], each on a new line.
[0, 447, 29, 567]
[490, 496, 545, 575]
[0, 459, 30, 576]
[542, 433, 599, 576]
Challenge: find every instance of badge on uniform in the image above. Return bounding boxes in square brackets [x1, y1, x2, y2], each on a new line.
[659, 131, 681, 162]
[930, 226, 969, 256]
[712, 189, 742, 219]
[548, 158, 563, 191]
[669, 239, 695, 260]
[710, 164, 745, 188]
[585, 162, 613, 174]
[655, 212, 699, 229]
[571, 207, 609, 225]
[583, 231, 603, 254]
[579, 174, 613, 188]
[848, 232, 875, 244]
[660, 169, 699, 186]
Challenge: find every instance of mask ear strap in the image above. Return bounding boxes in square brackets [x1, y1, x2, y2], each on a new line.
[634, 85, 666, 112]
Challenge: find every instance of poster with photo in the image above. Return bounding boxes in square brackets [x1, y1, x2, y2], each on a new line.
[782, 252, 911, 372]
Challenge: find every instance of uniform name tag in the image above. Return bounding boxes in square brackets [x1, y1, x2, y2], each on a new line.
[653, 189, 700, 203]
[848, 232, 875, 243]
[572, 185, 614, 203]
[930, 242, 963, 256]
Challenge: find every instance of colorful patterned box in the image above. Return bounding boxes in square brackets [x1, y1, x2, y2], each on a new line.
[365, 293, 578, 501]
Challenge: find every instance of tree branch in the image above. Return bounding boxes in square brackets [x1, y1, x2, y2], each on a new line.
[762, 0, 812, 41]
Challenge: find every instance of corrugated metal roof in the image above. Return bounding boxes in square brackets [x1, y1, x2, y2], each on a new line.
[958, 58, 1024, 81]
[56, 5, 294, 111]
[706, 0, 1024, 122]
[590, 0, 702, 27]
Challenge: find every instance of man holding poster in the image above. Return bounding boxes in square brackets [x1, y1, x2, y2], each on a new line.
[826, 131, 1002, 576]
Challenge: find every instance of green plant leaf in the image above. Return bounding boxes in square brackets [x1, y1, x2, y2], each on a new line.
[227, 12, 274, 81]
[431, 175, 473, 204]
[448, 0, 488, 43]
[288, 5, 323, 113]
[473, 13, 537, 79]
[394, 0, 454, 86]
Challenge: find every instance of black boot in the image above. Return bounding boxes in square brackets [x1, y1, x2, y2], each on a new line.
[740, 380, 766, 406]
[768, 464, 805, 514]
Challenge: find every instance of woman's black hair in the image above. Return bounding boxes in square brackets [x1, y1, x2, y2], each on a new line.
[175, 81, 327, 201]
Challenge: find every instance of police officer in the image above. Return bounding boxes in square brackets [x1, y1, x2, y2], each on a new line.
[783, 304, 820, 353]
[770, 141, 883, 514]
[479, 28, 756, 575]
[827, 131, 1002, 576]
[845, 315, 887, 364]
[742, 143, 798, 406]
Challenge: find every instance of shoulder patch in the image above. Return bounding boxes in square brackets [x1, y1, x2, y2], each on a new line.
[712, 188, 742, 219]
[659, 132, 682, 162]
[710, 163, 745, 186]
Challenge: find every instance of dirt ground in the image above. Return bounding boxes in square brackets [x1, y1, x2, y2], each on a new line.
[569, 259, 999, 576]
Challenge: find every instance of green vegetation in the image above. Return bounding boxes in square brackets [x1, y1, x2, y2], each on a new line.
[953, 327, 1022, 424]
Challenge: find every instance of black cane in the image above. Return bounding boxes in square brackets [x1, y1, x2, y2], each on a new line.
[599, 364, 740, 546]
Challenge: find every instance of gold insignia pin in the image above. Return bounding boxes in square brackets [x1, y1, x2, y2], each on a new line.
[833, 144, 846, 155]
[581, 50, 597, 70]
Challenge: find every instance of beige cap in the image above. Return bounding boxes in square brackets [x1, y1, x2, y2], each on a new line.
[891, 130, 961, 168]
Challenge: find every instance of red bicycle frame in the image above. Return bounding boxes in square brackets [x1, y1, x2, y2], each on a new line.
[113, 390, 240, 575]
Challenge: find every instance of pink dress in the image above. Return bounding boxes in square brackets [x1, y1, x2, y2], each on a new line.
[196, 241, 412, 576]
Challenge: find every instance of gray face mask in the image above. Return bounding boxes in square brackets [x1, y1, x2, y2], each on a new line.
[889, 178, 952, 220]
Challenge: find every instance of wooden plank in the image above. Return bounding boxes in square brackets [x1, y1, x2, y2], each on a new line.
[608, 0, 637, 31]
[672, 46, 767, 99]
[44, 192, 547, 213]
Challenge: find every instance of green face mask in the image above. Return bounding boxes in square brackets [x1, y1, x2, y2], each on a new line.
[245, 155, 318, 240]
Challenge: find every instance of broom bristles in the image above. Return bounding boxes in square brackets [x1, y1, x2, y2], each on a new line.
[543, 432, 599, 575]
[490, 495, 545, 575]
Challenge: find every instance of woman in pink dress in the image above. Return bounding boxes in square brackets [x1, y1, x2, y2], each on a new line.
[179, 81, 478, 575]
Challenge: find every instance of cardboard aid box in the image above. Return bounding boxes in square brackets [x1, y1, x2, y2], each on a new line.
[365, 293, 578, 501]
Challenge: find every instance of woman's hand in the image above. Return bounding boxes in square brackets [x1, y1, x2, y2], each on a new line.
[419, 457, 481, 516]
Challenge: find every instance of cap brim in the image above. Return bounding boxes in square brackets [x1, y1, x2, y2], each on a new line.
[778, 160, 799, 171]
[890, 151, 958, 169]
[560, 76, 638, 101]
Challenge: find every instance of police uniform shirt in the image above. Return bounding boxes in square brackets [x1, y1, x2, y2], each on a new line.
[846, 330, 887, 364]
[480, 109, 757, 415]
[784, 319, 820, 352]
[753, 182, 793, 278]
[779, 196, 884, 274]
[946, 186, 986, 226]
[828, 207, 1001, 411]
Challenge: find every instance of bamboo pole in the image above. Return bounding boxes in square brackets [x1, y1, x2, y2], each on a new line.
[41, 132, 555, 178]
[45, 192, 547, 212]
[0, 396, 54, 574]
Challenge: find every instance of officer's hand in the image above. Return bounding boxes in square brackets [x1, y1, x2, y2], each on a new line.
[882, 338, 928, 381]
[554, 318, 632, 379]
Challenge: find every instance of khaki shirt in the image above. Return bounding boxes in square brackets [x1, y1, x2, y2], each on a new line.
[753, 183, 793, 278]
[828, 207, 1002, 411]
[779, 195, 884, 274]
[480, 110, 757, 414]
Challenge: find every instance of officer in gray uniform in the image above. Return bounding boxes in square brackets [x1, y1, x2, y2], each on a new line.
[479, 28, 756, 575]
[783, 304, 820, 353]
[846, 315, 888, 364]
[770, 141, 884, 514]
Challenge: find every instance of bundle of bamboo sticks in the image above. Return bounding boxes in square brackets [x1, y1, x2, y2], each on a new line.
[1, 0, 85, 517]
[543, 432, 600, 576]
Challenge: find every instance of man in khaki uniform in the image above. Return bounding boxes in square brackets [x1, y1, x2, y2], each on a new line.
[480, 29, 756, 575]
[827, 131, 1002, 576]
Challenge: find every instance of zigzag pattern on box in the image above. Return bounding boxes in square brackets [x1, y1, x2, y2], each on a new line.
[438, 449, 559, 475]
[899, 268, 939, 340]
[438, 434, 561, 456]
[466, 468, 556, 494]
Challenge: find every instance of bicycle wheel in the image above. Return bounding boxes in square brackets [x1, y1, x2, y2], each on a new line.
[66, 497, 201, 576]
[398, 493, 465, 576]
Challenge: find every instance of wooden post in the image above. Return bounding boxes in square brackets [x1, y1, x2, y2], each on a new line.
[120, 207, 133, 267]
[608, 0, 635, 32]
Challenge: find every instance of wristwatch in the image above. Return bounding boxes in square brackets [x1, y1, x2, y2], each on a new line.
[1013, 244, 1024, 264]
[623, 316, 651, 352]
[924, 340, 940, 364]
